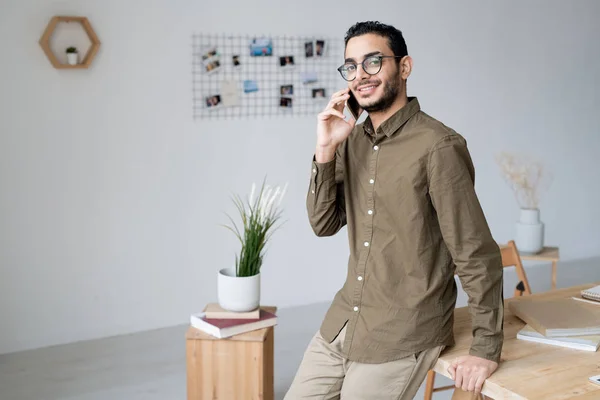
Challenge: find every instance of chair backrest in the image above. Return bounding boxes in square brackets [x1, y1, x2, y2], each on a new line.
[500, 240, 532, 297]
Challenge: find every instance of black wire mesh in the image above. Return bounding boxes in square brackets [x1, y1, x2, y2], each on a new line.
[192, 33, 345, 120]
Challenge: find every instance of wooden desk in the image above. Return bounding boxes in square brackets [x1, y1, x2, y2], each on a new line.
[433, 283, 600, 400]
[501, 245, 560, 289]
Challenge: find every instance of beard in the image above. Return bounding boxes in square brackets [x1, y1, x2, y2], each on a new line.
[360, 74, 401, 113]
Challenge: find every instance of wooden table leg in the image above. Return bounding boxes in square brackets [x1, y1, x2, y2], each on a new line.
[450, 388, 483, 400]
[552, 261, 557, 289]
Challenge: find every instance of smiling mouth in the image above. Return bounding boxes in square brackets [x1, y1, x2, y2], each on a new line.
[357, 84, 379, 94]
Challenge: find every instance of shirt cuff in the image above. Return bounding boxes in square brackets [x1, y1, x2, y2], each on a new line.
[468, 342, 502, 364]
[311, 154, 336, 185]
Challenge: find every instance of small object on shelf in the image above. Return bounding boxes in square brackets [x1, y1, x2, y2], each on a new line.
[218, 180, 287, 312]
[66, 46, 78, 65]
[515, 208, 545, 254]
[39, 16, 101, 69]
[190, 306, 277, 339]
[203, 302, 260, 319]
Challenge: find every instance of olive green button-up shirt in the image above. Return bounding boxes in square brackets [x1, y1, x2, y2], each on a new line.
[306, 97, 504, 364]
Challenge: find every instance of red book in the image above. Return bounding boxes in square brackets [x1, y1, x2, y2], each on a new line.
[190, 308, 277, 338]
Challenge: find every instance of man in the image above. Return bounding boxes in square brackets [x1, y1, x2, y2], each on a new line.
[284, 21, 504, 400]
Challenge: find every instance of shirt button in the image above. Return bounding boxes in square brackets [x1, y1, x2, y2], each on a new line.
[364, 241, 369, 247]
[367, 209, 373, 215]
[311, 190, 315, 194]
[312, 168, 316, 173]
[353, 306, 359, 311]
[357, 276, 363, 281]
[369, 179, 375, 184]
[373, 145, 379, 151]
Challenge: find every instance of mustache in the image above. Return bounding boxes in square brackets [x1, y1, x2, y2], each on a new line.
[356, 80, 381, 90]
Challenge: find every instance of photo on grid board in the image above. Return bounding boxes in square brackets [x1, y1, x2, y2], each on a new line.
[316, 40, 325, 56]
[280, 85, 294, 97]
[200, 46, 222, 74]
[200, 46, 218, 62]
[279, 56, 295, 68]
[232, 55, 241, 67]
[243, 80, 259, 93]
[301, 71, 318, 84]
[279, 97, 293, 108]
[305, 41, 314, 58]
[204, 58, 221, 74]
[250, 37, 273, 56]
[205, 94, 222, 109]
[221, 80, 240, 107]
[312, 88, 326, 98]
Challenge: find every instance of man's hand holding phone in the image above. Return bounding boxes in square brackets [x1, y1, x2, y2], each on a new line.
[316, 88, 361, 163]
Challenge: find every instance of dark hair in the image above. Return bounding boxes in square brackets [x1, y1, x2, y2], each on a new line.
[344, 21, 408, 58]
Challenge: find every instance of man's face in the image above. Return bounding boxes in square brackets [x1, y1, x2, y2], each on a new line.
[344, 33, 403, 113]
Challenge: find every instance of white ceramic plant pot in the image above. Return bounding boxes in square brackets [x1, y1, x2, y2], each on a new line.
[67, 53, 78, 65]
[515, 208, 544, 254]
[217, 268, 260, 312]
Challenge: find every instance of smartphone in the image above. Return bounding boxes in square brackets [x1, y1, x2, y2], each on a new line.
[346, 90, 361, 120]
[589, 375, 600, 386]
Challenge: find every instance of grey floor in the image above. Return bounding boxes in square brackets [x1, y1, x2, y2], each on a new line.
[0, 301, 455, 400]
[1, 256, 598, 400]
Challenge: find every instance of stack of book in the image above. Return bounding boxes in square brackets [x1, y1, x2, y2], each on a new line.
[189, 303, 277, 339]
[509, 285, 600, 352]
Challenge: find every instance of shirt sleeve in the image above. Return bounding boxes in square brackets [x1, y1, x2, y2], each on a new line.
[427, 134, 504, 364]
[306, 145, 347, 237]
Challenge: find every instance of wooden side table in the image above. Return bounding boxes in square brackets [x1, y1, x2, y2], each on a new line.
[501, 245, 560, 289]
[186, 309, 275, 400]
[519, 246, 560, 289]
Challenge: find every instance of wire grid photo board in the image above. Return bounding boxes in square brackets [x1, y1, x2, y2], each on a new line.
[192, 34, 345, 120]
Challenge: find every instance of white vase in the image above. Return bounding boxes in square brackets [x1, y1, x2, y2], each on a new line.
[67, 53, 78, 65]
[515, 208, 544, 254]
[217, 268, 260, 312]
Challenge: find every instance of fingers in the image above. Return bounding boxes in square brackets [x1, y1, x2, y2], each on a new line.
[327, 93, 350, 111]
[325, 87, 351, 109]
[466, 375, 478, 392]
[447, 364, 456, 380]
[456, 368, 487, 394]
[450, 356, 493, 394]
[332, 87, 350, 97]
[449, 357, 461, 381]
[317, 108, 346, 122]
[474, 376, 486, 395]
[318, 89, 351, 122]
[454, 365, 463, 389]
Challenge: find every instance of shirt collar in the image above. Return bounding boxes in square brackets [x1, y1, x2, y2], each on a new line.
[362, 97, 421, 138]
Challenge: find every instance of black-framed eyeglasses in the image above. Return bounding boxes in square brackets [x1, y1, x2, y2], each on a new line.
[337, 55, 404, 81]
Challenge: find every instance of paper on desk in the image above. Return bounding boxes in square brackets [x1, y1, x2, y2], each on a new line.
[572, 295, 600, 306]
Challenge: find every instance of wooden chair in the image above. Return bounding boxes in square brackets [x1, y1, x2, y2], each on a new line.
[423, 240, 532, 400]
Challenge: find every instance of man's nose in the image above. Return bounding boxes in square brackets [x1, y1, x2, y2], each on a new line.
[355, 63, 370, 81]
[355, 65, 367, 80]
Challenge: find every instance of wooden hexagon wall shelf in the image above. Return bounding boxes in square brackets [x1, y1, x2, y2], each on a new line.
[39, 16, 100, 69]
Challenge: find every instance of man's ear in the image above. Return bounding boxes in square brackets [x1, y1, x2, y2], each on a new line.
[400, 56, 413, 80]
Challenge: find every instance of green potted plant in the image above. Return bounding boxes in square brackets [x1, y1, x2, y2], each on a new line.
[219, 179, 287, 312]
[66, 46, 78, 65]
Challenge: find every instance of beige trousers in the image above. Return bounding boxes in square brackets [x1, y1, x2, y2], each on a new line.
[284, 324, 445, 400]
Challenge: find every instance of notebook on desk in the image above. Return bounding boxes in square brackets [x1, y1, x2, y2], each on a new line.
[516, 324, 600, 352]
[581, 285, 600, 302]
[508, 297, 600, 337]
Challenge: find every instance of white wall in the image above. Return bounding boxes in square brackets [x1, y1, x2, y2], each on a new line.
[1, 0, 599, 355]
